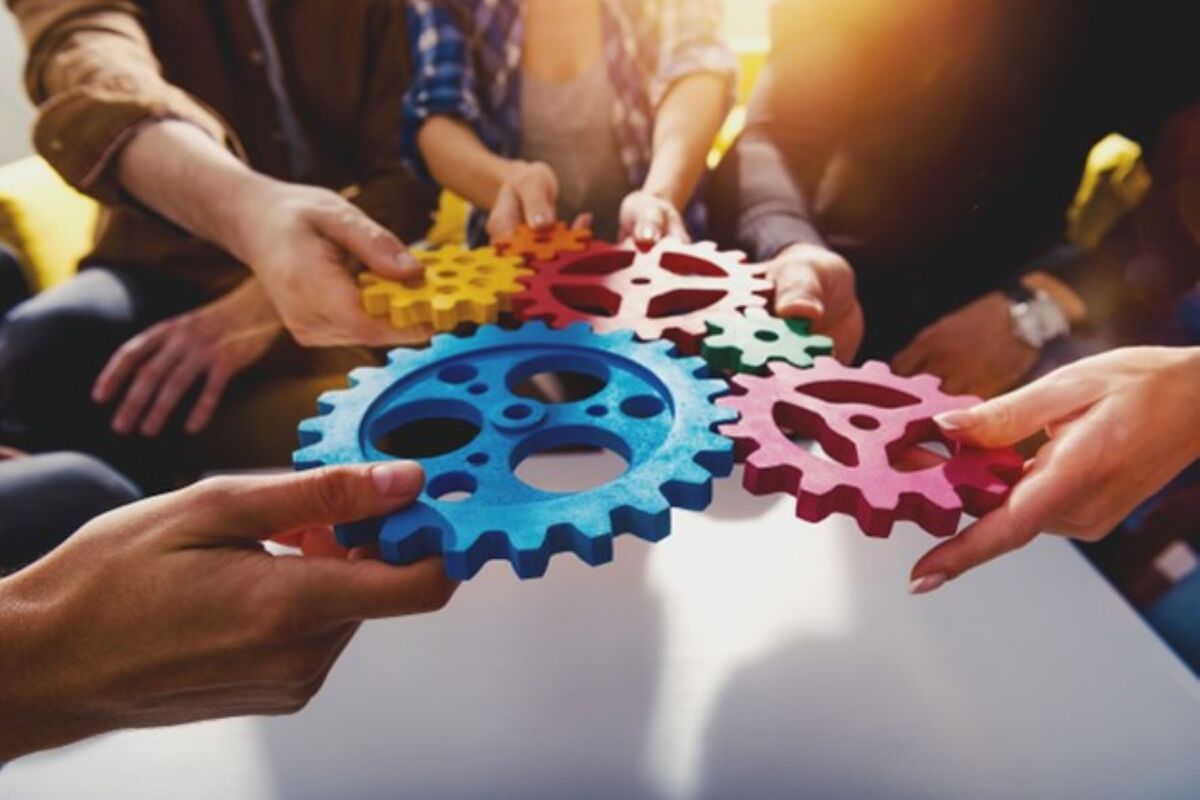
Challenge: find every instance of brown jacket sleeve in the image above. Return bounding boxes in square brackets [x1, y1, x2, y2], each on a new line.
[339, 0, 437, 242]
[8, 0, 240, 204]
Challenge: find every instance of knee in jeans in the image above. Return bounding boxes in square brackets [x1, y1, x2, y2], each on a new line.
[40, 452, 143, 515]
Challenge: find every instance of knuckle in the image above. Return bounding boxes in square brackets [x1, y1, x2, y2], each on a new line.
[311, 469, 356, 517]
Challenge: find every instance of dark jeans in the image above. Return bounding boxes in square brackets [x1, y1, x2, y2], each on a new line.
[0, 245, 30, 315]
[0, 452, 141, 573]
[0, 266, 203, 491]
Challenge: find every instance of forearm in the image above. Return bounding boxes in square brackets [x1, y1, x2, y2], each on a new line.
[643, 73, 729, 209]
[115, 120, 277, 264]
[0, 577, 97, 762]
[710, 130, 827, 260]
[417, 117, 520, 211]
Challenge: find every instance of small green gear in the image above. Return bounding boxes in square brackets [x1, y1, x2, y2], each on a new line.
[702, 307, 835, 374]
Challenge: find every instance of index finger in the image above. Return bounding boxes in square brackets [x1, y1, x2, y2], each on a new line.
[909, 428, 1098, 586]
[283, 555, 458, 626]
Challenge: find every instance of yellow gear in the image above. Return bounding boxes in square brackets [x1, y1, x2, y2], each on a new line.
[361, 245, 532, 331]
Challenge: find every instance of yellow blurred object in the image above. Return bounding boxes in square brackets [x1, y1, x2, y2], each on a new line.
[710, 40, 768, 168]
[426, 190, 471, 247]
[1067, 133, 1153, 249]
[0, 156, 98, 291]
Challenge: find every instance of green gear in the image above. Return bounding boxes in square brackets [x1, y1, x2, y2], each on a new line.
[702, 307, 835, 374]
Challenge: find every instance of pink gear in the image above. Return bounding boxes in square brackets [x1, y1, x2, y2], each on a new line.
[717, 358, 1023, 537]
[512, 238, 772, 353]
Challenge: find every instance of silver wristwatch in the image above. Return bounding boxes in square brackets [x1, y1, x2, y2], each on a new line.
[1008, 288, 1070, 350]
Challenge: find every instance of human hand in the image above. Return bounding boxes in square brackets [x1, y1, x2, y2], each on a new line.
[618, 190, 688, 249]
[893, 292, 1039, 397]
[227, 181, 431, 347]
[765, 243, 863, 362]
[908, 347, 1200, 594]
[92, 279, 282, 437]
[0, 461, 456, 761]
[485, 161, 560, 240]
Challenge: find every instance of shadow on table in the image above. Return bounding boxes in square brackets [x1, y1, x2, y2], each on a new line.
[692, 527, 1200, 800]
[252, 530, 665, 800]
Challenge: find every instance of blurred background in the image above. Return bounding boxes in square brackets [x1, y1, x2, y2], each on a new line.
[1, 3, 771, 162]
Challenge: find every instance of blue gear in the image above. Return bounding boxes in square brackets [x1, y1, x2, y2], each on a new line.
[293, 322, 735, 580]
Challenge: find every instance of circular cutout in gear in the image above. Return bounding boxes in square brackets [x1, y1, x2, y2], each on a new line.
[513, 239, 772, 354]
[294, 322, 735, 579]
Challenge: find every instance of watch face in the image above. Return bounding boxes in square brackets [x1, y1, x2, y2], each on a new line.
[1010, 293, 1070, 349]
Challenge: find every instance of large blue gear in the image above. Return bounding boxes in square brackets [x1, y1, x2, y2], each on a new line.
[293, 322, 735, 580]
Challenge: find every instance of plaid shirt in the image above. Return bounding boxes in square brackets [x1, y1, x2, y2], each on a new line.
[402, 0, 736, 192]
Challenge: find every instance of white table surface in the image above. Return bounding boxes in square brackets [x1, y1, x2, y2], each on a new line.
[4, 457, 1199, 800]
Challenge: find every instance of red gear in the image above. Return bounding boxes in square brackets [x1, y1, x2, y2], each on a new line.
[512, 238, 771, 353]
[717, 358, 1023, 537]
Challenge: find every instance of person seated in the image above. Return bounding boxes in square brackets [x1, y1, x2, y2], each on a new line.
[0, 461, 456, 762]
[1, 0, 439, 495]
[710, 0, 1199, 392]
[0, 449, 141, 574]
[402, 0, 737, 245]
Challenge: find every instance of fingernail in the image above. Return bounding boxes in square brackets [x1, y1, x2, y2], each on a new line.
[635, 224, 658, 242]
[396, 251, 421, 270]
[531, 214, 549, 228]
[370, 461, 423, 497]
[908, 573, 948, 595]
[934, 411, 970, 431]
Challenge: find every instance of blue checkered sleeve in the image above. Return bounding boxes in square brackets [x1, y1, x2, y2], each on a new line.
[401, 0, 484, 184]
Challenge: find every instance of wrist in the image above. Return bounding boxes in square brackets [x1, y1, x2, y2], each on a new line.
[0, 576, 99, 761]
[1178, 348, 1200, 459]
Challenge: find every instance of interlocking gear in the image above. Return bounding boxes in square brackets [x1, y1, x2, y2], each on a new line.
[492, 222, 593, 263]
[717, 358, 1023, 537]
[703, 307, 834, 374]
[513, 238, 772, 353]
[360, 245, 530, 331]
[294, 322, 735, 580]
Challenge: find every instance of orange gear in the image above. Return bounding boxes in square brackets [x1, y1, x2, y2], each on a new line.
[492, 222, 593, 263]
[360, 245, 531, 331]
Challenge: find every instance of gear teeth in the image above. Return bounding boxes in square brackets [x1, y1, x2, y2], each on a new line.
[725, 358, 1022, 538]
[296, 417, 327, 447]
[293, 322, 733, 579]
[361, 244, 531, 333]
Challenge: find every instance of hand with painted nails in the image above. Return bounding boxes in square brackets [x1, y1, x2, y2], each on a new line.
[0, 461, 456, 762]
[93, 279, 282, 437]
[909, 347, 1200, 594]
[618, 190, 689, 249]
[765, 243, 863, 362]
[485, 161, 561, 240]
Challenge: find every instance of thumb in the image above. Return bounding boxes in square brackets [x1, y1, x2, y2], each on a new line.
[934, 371, 1101, 449]
[771, 258, 826, 321]
[313, 201, 422, 281]
[633, 205, 667, 248]
[187, 462, 425, 541]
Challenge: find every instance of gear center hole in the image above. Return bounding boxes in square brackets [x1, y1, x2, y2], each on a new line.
[754, 330, 780, 343]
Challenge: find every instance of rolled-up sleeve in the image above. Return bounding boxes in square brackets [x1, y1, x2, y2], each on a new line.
[651, 0, 737, 108]
[400, 0, 484, 185]
[9, 0, 237, 204]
